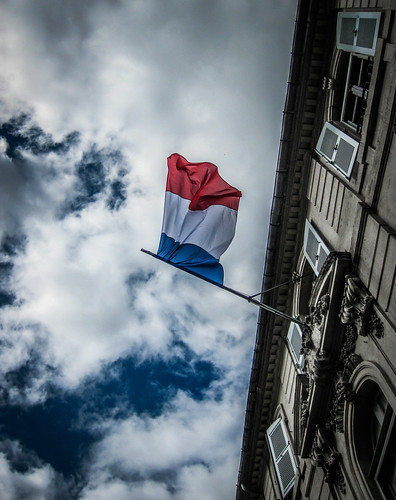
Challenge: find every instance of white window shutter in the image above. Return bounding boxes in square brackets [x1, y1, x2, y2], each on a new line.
[337, 12, 381, 57]
[267, 418, 297, 498]
[304, 220, 330, 275]
[316, 122, 359, 178]
[287, 323, 304, 368]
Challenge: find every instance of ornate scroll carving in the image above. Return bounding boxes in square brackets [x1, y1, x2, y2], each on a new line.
[301, 399, 309, 428]
[340, 276, 383, 338]
[311, 427, 346, 494]
[313, 350, 333, 384]
[308, 294, 330, 330]
[369, 313, 384, 339]
[326, 324, 362, 433]
[299, 294, 331, 427]
[302, 294, 332, 386]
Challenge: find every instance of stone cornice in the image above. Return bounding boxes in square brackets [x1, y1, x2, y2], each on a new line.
[236, 1, 335, 498]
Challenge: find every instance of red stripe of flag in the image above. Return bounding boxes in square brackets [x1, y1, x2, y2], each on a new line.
[166, 153, 242, 211]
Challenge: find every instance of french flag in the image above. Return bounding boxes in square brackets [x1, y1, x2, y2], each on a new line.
[157, 153, 242, 285]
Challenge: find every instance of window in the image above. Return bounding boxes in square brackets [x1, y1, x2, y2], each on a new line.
[316, 122, 359, 178]
[303, 220, 330, 275]
[341, 54, 373, 134]
[352, 380, 396, 499]
[369, 390, 396, 499]
[266, 418, 297, 498]
[337, 12, 381, 57]
[287, 322, 304, 369]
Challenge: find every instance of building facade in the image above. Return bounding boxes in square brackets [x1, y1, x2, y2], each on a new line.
[236, 0, 396, 499]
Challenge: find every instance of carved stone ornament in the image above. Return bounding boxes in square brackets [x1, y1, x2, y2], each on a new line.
[301, 294, 330, 356]
[339, 276, 383, 338]
[322, 76, 334, 91]
[299, 294, 330, 426]
[310, 426, 346, 494]
[302, 294, 332, 386]
[308, 294, 330, 330]
[301, 398, 309, 428]
[326, 325, 362, 433]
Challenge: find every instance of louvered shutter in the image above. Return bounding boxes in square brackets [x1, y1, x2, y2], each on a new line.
[287, 323, 304, 368]
[316, 122, 359, 178]
[267, 418, 297, 498]
[304, 220, 330, 275]
[337, 12, 381, 57]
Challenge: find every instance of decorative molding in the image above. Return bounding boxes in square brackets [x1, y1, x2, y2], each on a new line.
[339, 275, 384, 338]
[301, 399, 309, 428]
[309, 252, 351, 309]
[301, 294, 330, 359]
[302, 294, 331, 386]
[322, 76, 335, 91]
[326, 325, 362, 433]
[308, 294, 330, 329]
[310, 426, 346, 494]
[369, 313, 384, 339]
[299, 254, 355, 456]
[313, 350, 333, 384]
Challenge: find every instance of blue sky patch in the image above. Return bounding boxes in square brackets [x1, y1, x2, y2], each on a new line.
[0, 348, 220, 477]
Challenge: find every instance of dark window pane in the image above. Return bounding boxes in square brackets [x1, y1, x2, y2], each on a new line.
[357, 18, 377, 50]
[335, 138, 355, 174]
[306, 229, 319, 265]
[321, 128, 338, 159]
[317, 245, 328, 271]
[289, 325, 302, 363]
[372, 391, 387, 449]
[340, 17, 356, 46]
[270, 422, 287, 458]
[378, 422, 396, 499]
[278, 450, 295, 491]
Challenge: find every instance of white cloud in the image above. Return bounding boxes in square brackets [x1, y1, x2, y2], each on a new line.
[0, 0, 297, 496]
[0, 453, 54, 500]
[176, 458, 239, 500]
[83, 388, 245, 500]
[82, 477, 174, 500]
[92, 390, 242, 473]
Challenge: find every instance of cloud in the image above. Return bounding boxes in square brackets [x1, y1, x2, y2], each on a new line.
[81, 477, 174, 500]
[0, 455, 54, 500]
[83, 388, 244, 500]
[0, 0, 297, 497]
[92, 390, 240, 472]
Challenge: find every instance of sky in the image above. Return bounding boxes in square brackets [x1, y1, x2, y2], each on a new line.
[0, 1, 296, 499]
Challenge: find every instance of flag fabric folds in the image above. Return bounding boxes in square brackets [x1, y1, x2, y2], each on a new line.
[157, 153, 242, 285]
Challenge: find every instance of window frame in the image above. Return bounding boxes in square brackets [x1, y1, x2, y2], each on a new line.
[303, 220, 330, 276]
[369, 396, 396, 498]
[340, 53, 372, 134]
[266, 418, 297, 498]
[315, 121, 359, 178]
[336, 12, 381, 57]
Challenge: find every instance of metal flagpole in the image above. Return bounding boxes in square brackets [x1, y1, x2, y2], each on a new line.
[141, 249, 306, 327]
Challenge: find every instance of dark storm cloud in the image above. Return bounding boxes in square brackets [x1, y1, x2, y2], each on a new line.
[107, 173, 128, 211]
[0, 114, 79, 159]
[0, 115, 129, 242]
[0, 262, 16, 308]
[0, 115, 80, 241]
[63, 145, 128, 215]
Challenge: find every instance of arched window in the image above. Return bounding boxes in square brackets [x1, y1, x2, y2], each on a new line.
[346, 364, 396, 499]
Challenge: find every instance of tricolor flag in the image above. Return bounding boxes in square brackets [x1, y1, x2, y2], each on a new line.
[157, 153, 242, 285]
